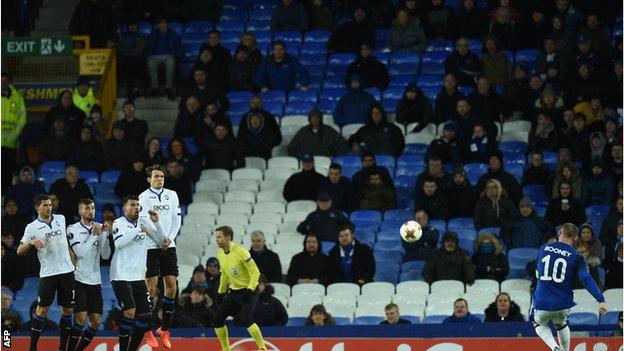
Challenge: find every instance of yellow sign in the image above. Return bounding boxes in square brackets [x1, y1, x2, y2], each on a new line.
[79, 50, 110, 75]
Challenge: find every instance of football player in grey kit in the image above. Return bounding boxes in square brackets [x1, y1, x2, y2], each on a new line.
[66, 198, 111, 351]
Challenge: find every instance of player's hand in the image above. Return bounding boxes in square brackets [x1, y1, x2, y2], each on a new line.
[30, 239, 44, 249]
[101, 221, 110, 233]
[598, 302, 608, 315]
[92, 223, 102, 236]
[148, 210, 159, 222]
[160, 238, 171, 250]
[140, 226, 151, 237]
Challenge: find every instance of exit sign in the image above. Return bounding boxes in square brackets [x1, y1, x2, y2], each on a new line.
[2, 37, 73, 56]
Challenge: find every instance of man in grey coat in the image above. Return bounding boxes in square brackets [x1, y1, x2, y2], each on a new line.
[288, 108, 348, 158]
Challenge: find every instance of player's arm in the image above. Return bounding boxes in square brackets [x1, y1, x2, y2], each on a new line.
[240, 250, 261, 291]
[218, 266, 230, 295]
[98, 222, 112, 260]
[576, 256, 608, 313]
[16, 228, 43, 255]
[141, 211, 166, 245]
[138, 195, 158, 233]
[112, 221, 144, 249]
[168, 192, 182, 242]
[69, 227, 98, 258]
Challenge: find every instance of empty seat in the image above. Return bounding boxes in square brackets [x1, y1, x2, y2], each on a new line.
[188, 202, 219, 215]
[326, 282, 360, 297]
[101, 170, 121, 183]
[328, 53, 356, 66]
[286, 200, 316, 213]
[268, 156, 299, 170]
[232, 168, 263, 182]
[283, 211, 309, 223]
[500, 279, 531, 293]
[350, 210, 382, 223]
[405, 133, 435, 145]
[466, 279, 500, 295]
[224, 191, 256, 204]
[200, 169, 231, 183]
[361, 282, 395, 296]
[304, 30, 331, 43]
[430, 280, 464, 294]
[249, 212, 282, 225]
[252, 202, 285, 216]
[228, 180, 259, 193]
[448, 217, 475, 230]
[264, 167, 296, 180]
[291, 283, 325, 297]
[220, 201, 253, 215]
[184, 21, 212, 34]
[216, 213, 249, 226]
[256, 190, 285, 203]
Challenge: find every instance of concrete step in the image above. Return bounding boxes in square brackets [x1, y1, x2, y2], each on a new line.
[116, 97, 180, 110]
[30, 29, 70, 37]
[39, 8, 73, 18]
[115, 109, 178, 122]
[35, 19, 70, 31]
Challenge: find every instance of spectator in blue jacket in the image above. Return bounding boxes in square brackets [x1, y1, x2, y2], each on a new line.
[333, 74, 376, 126]
[582, 158, 616, 205]
[442, 298, 482, 324]
[146, 17, 184, 99]
[5, 166, 46, 216]
[270, 0, 308, 32]
[255, 41, 310, 93]
[501, 197, 554, 249]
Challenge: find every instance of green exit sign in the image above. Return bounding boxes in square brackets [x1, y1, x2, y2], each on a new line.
[2, 37, 73, 56]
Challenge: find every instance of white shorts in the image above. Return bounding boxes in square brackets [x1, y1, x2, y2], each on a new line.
[534, 309, 571, 327]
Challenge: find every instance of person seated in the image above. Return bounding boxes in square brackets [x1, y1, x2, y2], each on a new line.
[174, 96, 202, 139]
[327, 7, 375, 54]
[442, 298, 482, 324]
[318, 164, 353, 212]
[167, 138, 201, 182]
[414, 178, 448, 220]
[403, 210, 440, 262]
[379, 303, 412, 325]
[484, 292, 524, 322]
[66, 125, 104, 172]
[1, 198, 29, 245]
[182, 265, 209, 294]
[40, 117, 75, 161]
[573, 241, 603, 291]
[283, 154, 325, 202]
[446, 166, 479, 218]
[197, 122, 245, 171]
[5, 166, 46, 216]
[43, 89, 85, 138]
[522, 151, 551, 186]
[228, 45, 256, 91]
[422, 232, 475, 285]
[327, 225, 375, 285]
[118, 100, 149, 149]
[249, 231, 282, 283]
[194, 47, 229, 91]
[194, 100, 233, 145]
[547, 160, 583, 200]
[472, 232, 509, 282]
[578, 223, 603, 266]
[180, 66, 229, 112]
[143, 137, 167, 167]
[444, 37, 482, 88]
[287, 233, 330, 286]
[545, 181, 587, 227]
[476, 152, 523, 205]
[146, 17, 183, 99]
[349, 103, 405, 157]
[346, 44, 389, 91]
[114, 154, 148, 199]
[582, 159, 615, 206]
[287, 108, 348, 158]
[353, 170, 396, 212]
[435, 74, 465, 125]
[427, 122, 461, 165]
[463, 123, 498, 164]
[333, 74, 376, 127]
[164, 159, 193, 205]
[473, 179, 515, 230]
[501, 197, 553, 249]
[237, 110, 282, 160]
[297, 193, 350, 242]
[103, 121, 139, 171]
[389, 9, 427, 53]
[49, 166, 93, 222]
[528, 113, 560, 153]
[176, 287, 215, 327]
[305, 304, 335, 326]
[255, 41, 310, 93]
[270, 0, 308, 32]
[250, 275, 288, 327]
[351, 152, 395, 193]
[204, 257, 221, 300]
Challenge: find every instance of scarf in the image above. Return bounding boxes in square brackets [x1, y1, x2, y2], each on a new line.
[341, 243, 354, 282]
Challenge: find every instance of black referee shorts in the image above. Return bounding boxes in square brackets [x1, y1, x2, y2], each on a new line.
[38, 272, 75, 308]
[213, 289, 259, 328]
[74, 281, 104, 315]
[112, 280, 150, 314]
[146, 247, 179, 278]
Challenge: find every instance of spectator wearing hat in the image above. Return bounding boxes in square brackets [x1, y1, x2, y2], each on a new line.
[589, 131, 608, 162]
[328, 7, 375, 54]
[250, 275, 288, 327]
[464, 122, 498, 164]
[535, 36, 567, 78]
[446, 165, 479, 218]
[174, 96, 202, 139]
[146, 17, 183, 99]
[522, 151, 552, 186]
[40, 116, 75, 162]
[194, 47, 229, 91]
[474, 178, 515, 230]
[287, 233, 330, 285]
[5, 166, 45, 216]
[403, 210, 440, 262]
[435, 74, 465, 125]
[228, 45, 256, 91]
[582, 159, 615, 205]
[445, 37, 482, 88]
[119, 100, 149, 148]
[477, 152, 523, 204]
[442, 298, 482, 324]
[351, 152, 395, 193]
[182, 265, 210, 294]
[270, 0, 308, 32]
[545, 180, 587, 227]
[283, 154, 325, 202]
[168, 138, 201, 181]
[481, 35, 513, 85]
[563, 114, 592, 168]
[165, 159, 193, 205]
[200, 30, 232, 67]
[427, 122, 461, 165]
[43, 89, 86, 138]
[346, 44, 389, 91]
[49, 166, 93, 221]
[69, 0, 115, 48]
[396, 83, 434, 131]
[103, 120, 139, 170]
[318, 164, 353, 213]
[297, 192, 350, 242]
[66, 125, 104, 172]
[353, 169, 396, 212]
[288, 108, 348, 158]
[327, 225, 375, 285]
[389, 9, 427, 53]
[501, 197, 554, 249]
[528, 112, 560, 153]
[180, 66, 230, 112]
[578, 223, 603, 264]
[237, 110, 282, 160]
[1, 71, 26, 192]
[567, 34, 602, 78]
[333, 74, 377, 127]
[348, 103, 405, 157]
[116, 20, 147, 99]
[197, 122, 245, 171]
[414, 177, 448, 220]
[256, 41, 310, 93]
[204, 257, 221, 299]
[472, 233, 509, 282]
[249, 232, 282, 283]
[423, 232, 475, 285]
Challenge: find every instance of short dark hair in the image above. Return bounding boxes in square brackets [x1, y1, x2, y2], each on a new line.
[272, 40, 286, 49]
[122, 195, 139, 207]
[122, 100, 134, 108]
[423, 177, 437, 185]
[454, 298, 468, 307]
[78, 198, 94, 208]
[215, 226, 234, 240]
[329, 163, 342, 171]
[192, 65, 206, 74]
[368, 169, 381, 177]
[33, 194, 50, 208]
[361, 151, 375, 161]
[146, 164, 166, 178]
[209, 29, 221, 36]
[428, 155, 442, 164]
[337, 224, 354, 235]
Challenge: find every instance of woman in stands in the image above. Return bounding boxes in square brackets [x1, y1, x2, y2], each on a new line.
[545, 180, 587, 227]
[471, 232, 509, 282]
[473, 179, 515, 230]
[484, 292, 524, 322]
[305, 304, 335, 326]
[239, 32, 264, 70]
[143, 137, 167, 167]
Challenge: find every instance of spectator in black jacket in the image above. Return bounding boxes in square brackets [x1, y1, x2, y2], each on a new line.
[454, 0, 487, 38]
[474, 178, 515, 230]
[40, 117, 74, 162]
[200, 30, 231, 67]
[114, 154, 147, 199]
[181, 265, 210, 295]
[283, 154, 325, 202]
[270, 0, 308, 32]
[502, 197, 554, 249]
[463, 123, 498, 164]
[174, 95, 201, 139]
[167, 138, 201, 181]
[69, 0, 116, 48]
[49, 166, 93, 222]
[562, 113, 591, 169]
[414, 156, 453, 199]
[414, 178, 448, 220]
[119, 100, 149, 149]
[468, 77, 503, 132]
[328, 7, 375, 54]
[195, 47, 229, 91]
[501, 65, 531, 120]
[197, 122, 245, 172]
[174, 288, 214, 327]
[447, 165, 479, 218]
[228, 45, 256, 91]
[522, 151, 551, 186]
[351, 152, 395, 193]
[604, 243, 623, 290]
[66, 125, 104, 172]
[103, 121, 139, 171]
[43, 90, 86, 138]
[545, 180, 587, 227]
[435, 74, 465, 124]
[22, 301, 59, 332]
[143, 137, 167, 167]
[327, 225, 375, 285]
[2, 240, 24, 293]
[180, 66, 229, 112]
[600, 198, 623, 248]
[346, 44, 389, 91]
[1, 198, 28, 244]
[287, 233, 330, 285]
[318, 164, 353, 212]
[445, 37, 482, 88]
[476, 152, 523, 205]
[427, 122, 461, 165]
[484, 292, 524, 322]
[250, 231, 282, 283]
[396, 83, 434, 131]
[237, 110, 282, 160]
[422, 231, 475, 285]
[165, 159, 192, 205]
[6, 166, 46, 217]
[353, 170, 396, 212]
[297, 192, 350, 242]
[288, 107, 348, 158]
[348, 103, 405, 157]
[472, 232, 509, 282]
[194, 100, 233, 146]
[403, 210, 440, 261]
[251, 275, 288, 327]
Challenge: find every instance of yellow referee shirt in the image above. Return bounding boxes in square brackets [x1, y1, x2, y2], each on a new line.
[217, 242, 260, 294]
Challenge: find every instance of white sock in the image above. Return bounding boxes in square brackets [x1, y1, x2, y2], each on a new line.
[557, 326, 570, 351]
[535, 325, 559, 350]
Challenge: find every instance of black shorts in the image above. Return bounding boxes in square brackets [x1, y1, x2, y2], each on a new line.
[214, 289, 259, 327]
[74, 281, 103, 315]
[37, 272, 75, 308]
[112, 280, 150, 313]
[146, 247, 178, 278]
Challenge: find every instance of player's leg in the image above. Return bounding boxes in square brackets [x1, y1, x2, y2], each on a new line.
[533, 310, 561, 351]
[553, 310, 571, 351]
[157, 248, 179, 348]
[30, 277, 54, 351]
[67, 282, 88, 351]
[58, 272, 75, 351]
[213, 294, 239, 351]
[127, 281, 153, 351]
[75, 284, 104, 351]
[144, 249, 160, 347]
[238, 290, 266, 351]
[112, 281, 136, 351]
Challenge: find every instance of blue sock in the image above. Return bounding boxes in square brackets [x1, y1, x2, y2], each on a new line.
[161, 297, 175, 331]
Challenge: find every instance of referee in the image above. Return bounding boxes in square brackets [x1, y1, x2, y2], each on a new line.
[213, 226, 267, 351]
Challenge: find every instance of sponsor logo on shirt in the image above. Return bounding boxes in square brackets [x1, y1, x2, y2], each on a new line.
[152, 204, 170, 212]
[44, 230, 63, 240]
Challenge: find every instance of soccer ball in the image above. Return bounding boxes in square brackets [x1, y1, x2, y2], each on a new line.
[400, 221, 422, 243]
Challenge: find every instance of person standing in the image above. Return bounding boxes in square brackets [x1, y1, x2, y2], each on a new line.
[16, 195, 75, 351]
[1, 72, 26, 193]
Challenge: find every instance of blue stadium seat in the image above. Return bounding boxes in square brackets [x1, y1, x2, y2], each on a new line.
[515, 49, 539, 66]
[382, 99, 399, 112]
[334, 317, 351, 325]
[502, 50, 515, 64]
[374, 263, 400, 284]
[401, 260, 426, 273]
[80, 171, 99, 184]
[354, 222, 380, 234]
[184, 21, 212, 34]
[423, 315, 447, 323]
[351, 210, 382, 223]
[215, 21, 246, 33]
[354, 316, 384, 325]
[245, 20, 271, 32]
[376, 230, 401, 243]
[229, 103, 249, 117]
[397, 154, 425, 167]
[372, 51, 390, 65]
[300, 42, 327, 55]
[384, 209, 411, 221]
[299, 54, 326, 68]
[284, 102, 314, 115]
[36, 172, 61, 191]
[457, 86, 475, 95]
[429, 219, 446, 233]
[503, 152, 526, 165]
[263, 102, 284, 117]
[464, 162, 488, 174]
[138, 22, 152, 36]
[375, 29, 390, 47]
[320, 241, 334, 255]
[478, 227, 501, 236]
[585, 205, 610, 218]
[101, 170, 122, 184]
[40, 161, 65, 173]
[508, 248, 538, 278]
[182, 33, 205, 46]
[328, 53, 356, 66]
[286, 317, 307, 326]
[403, 143, 429, 155]
[425, 39, 454, 52]
[420, 52, 448, 75]
[304, 30, 331, 43]
[183, 45, 200, 63]
[168, 22, 184, 36]
[601, 311, 620, 325]
[250, 8, 272, 21]
[375, 155, 395, 169]
[375, 248, 402, 263]
[448, 217, 475, 230]
[334, 155, 360, 168]
[227, 91, 254, 104]
[273, 31, 302, 44]
[541, 151, 557, 164]
[394, 175, 416, 189]
[319, 88, 346, 103]
[260, 91, 287, 104]
[341, 166, 359, 179]
[399, 270, 422, 282]
[456, 228, 477, 242]
[389, 63, 418, 76]
[395, 165, 423, 178]
[568, 312, 599, 325]
[468, 39, 483, 53]
[355, 230, 376, 247]
[220, 31, 241, 44]
[459, 238, 474, 255]
[389, 75, 415, 88]
[522, 185, 548, 206]
[390, 52, 420, 65]
[505, 163, 525, 184]
[380, 220, 403, 232]
[288, 90, 318, 103]
[183, 137, 197, 155]
[421, 87, 439, 100]
[416, 74, 444, 88]
[95, 193, 121, 206]
[534, 206, 546, 218]
[322, 76, 344, 89]
[325, 64, 348, 77]
[382, 87, 404, 102]
[364, 87, 382, 101]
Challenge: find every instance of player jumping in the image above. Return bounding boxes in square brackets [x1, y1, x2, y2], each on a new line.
[139, 164, 181, 349]
[532, 223, 608, 351]
[17, 195, 75, 351]
[213, 226, 267, 351]
[66, 198, 112, 351]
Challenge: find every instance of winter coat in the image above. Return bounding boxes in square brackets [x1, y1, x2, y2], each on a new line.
[2, 213, 29, 242]
[182, 0, 222, 22]
[69, 0, 116, 47]
[389, 19, 427, 52]
[435, 88, 465, 124]
[167, 174, 192, 206]
[562, 128, 591, 168]
[346, 56, 389, 91]
[528, 122, 560, 153]
[326, 240, 375, 284]
[414, 171, 453, 196]
[488, 22, 516, 51]
[403, 226, 440, 261]
[568, 74, 602, 105]
[177, 293, 215, 327]
[482, 52, 513, 85]
[297, 208, 350, 243]
[455, 7, 487, 38]
[1, 248, 23, 292]
[251, 285, 288, 326]
[116, 32, 147, 58]
[198, 135, 245, 171]
[428, 137, 461, 165]
[545, 197, 586, 227]
[472, 252, 509, 282]
[348, 108, 405, 157]
[288, 125, 348, 158]
[228, 58, 256, 92]
[467, 90, 503, 132]
[328, 19, 375, 54]
[442, 312, 482, 324]
[445, 51, 482, 88]
[44, 102, 86, 138]
[501, 77, 531, 117]
[414, 191, 449, 220]
[255, 54, 310, 92]
[333, 88, 377, 126]
[309, 3, 333, 30]
[174, 108, 201, 139]
[250, 246, 282, 283]
[49, 178, 93, 222]
[353, 183, 396, 212]
[396, 89, 434, 127]
[464, 135, 498, 164]
[5, 167, 46, 216]
[582, 171, 615, 206]
[103, 138, 139, 170]
[318, 177, 353, 213]
[424, 3, 454, 38]
[118, 118, 148, 149]
[423, 247, 475, 284]
[446, 181, 479, 218]
[283, 169, 325, 202]
[287, 237, 330, 285]
[535, 50, 567, 77]
[270, 2, 308, 32]
[473, 196, 515, 230]
[484, 301, 524, 322]
[501, 211, 553, 249]
[237, 111, 282, 160]
[40, 133, 74, 162]
[548, 163, 583, 200]
[179, 82, 229, 112]
[477, 168, 523, 205]
[114, 168, 147, 199]
[146, 29, 183, 58]
[66, 140, 104, 172]
[522, 164, 551, 186]
[351, 166, 395, 194]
